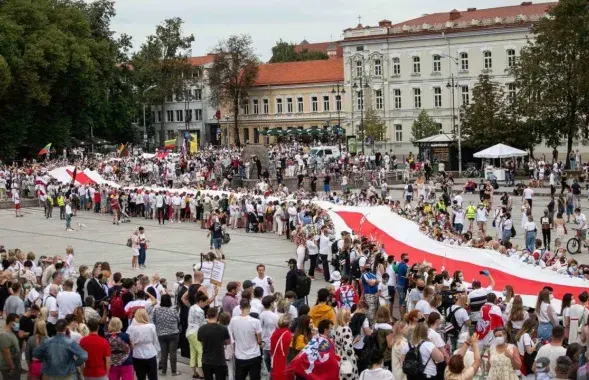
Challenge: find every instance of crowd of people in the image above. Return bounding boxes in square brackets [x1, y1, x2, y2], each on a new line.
[1, 143, 589, 380]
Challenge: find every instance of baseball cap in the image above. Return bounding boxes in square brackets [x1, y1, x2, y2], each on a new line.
[535, 357, 550, 372]
[286, 259, 297, 265]
[242, 280, 254, 290]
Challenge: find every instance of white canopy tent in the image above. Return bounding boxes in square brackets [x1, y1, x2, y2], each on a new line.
[473, 143, 527, 159]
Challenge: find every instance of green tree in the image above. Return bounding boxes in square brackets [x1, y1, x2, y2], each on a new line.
[0, 0, 138, 159]
[410, 109, 439, 143]
[363, 106, 387, 142]
[511, 0, 589, 166]
[208, 35, 259, 147]
[269, 40, 328, 63]
[131, 18, 195, 147]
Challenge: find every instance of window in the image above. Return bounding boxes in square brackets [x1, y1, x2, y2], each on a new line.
[287, 98, 293, 113]
[253, 128, 259, 144]
[375, 89, 383, 110]
[276, 98, 283, 114]
[507, 49, 516, 68]
[243, 128, 249, 144]
[323, 95, 330, 111]
[356, 46, 364, 52]
[395, 124, 403, 142]
[166, 93, 173, 102]
[356, 91, 364, 111]
[263, 99, 269, 114]
[297, 97, 304, 112]
[195, 109, 202, 121]
[507, 83, 516, 104]
[151, 111, 156, 122]
[483, 51, 492, 69]
[194, 89, 202, 101]
[433, 87, 442, 108]
[243, 100, 249, 115]
[392, 58, 401, 75]
[433, 55, 441, 73]
[356, 61, 363, 77]
[374, 59, 382, 76]
[336, 95, 342, 111]
[253, 99, 259, 114]
[461, 86, 470, 105]
[185, 109, 192, 121]
[393, 89, 402, 109]
[460, 52, 469, 71]
[157, 111, 162, 122]
[413, 88, 421, 108]
[412, 56, 421, 74]
[312, 96, 318, 112]
[166, 110, 174, 122]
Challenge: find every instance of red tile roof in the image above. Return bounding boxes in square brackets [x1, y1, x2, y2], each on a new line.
[390, 1, 555, 28]
[254, 58, 343, 87]
[294, 41, 343, 58]
[187, 54, 216, 66]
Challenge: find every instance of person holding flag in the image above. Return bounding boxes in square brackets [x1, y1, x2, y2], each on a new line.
[288, 320, 340, 380]
[38, 143, 51, 158]
[475, 292, 504, 349]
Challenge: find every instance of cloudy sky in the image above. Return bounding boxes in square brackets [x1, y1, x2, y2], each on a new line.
[111, 0, 551, 61]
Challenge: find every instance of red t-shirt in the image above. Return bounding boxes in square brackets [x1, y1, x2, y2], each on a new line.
[80, 333, 111, 377]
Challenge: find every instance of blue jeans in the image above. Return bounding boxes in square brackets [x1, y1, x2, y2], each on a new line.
[502, 229, 511, 244]
[538, 321, 553, 342]
[139, 244, 146, 265]
[263, 349, 271, 373]
[397, 285, 406, 307]
[65, 214, 72, 229]
[525, 231, 536, 252]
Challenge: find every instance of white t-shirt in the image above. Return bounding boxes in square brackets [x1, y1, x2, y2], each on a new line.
[447, 305, 470, 334]
[523, 188, 534, 200]
[385, 264, 396, 287]
[251, 276, 272, 297]
[56, 291, 82, 319]
[359, 367, 394, 380]
[259, 310, 278, 346]
[536, 344, 566, 378]
[517, 332, 533, 356]
[428, 328, 445, 349]
[577, 213, 587, 230]
[229, 315, 262, 360]
[415, 300, 433, 316]
[353, 316, 370, 350]
[250, 298, 263, 315]
[318, 234, 331, 257]
[475, 208, 487, 222]
[44, 295, 58, 324]
[419, 341, 437, 377]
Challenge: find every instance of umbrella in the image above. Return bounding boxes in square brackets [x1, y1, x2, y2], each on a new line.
[307, 126, 323, 135]
[260, 129, 269, 136]
[267, 128, 284, 136]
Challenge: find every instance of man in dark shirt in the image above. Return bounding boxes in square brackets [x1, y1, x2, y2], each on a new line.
[208, 215, 225, 259]
[19, 304, 40, 344]
[197, 307, 230, 380]
[285, 259, 299, 295]
[572, 179, 582, 208]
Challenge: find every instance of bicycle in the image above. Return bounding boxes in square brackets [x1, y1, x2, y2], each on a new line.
[461, 166, 480, 178]
[566, 228, 588, 254]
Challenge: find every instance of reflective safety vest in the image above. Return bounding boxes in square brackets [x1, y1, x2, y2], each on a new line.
[57, 196, 65, 206]
[466, 205, 476, 219]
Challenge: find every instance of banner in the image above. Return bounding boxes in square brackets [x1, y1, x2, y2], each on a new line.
[189, 134, 198, 154]
[346, 136, 357, 155]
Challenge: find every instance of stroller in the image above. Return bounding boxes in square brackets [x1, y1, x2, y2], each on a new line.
[246, 212, 259, 233]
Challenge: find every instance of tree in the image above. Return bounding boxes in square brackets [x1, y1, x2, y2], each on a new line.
[208, 35, 259, 147]
[269, 40, 328, 63]
[460, 74, 529, 150]
[131, 18, 195, 147]
[0, 0, 139, 159]
[410, 109, 439, 143]
[363, 106, 387, 143]
[512, 0, 589, 166]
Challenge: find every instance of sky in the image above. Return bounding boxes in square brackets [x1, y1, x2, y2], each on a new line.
[110, 0, 552, 61]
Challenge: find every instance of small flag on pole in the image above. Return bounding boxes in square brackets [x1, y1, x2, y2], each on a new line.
[118, 143, 128, 157]
[38, 143, 52, 156]
[164, 139, 176, 150]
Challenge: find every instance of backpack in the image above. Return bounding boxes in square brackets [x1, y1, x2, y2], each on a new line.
[407, 184, 413, 194]
[107, 333, 131, 367]
[110, 289, 126, 319]
[403, 342, 430, 378]
[350, 256, 363, 279]
[360, 330, 381, 365]
[331, 240, 340, 255]
[445, 306, 463, 337]
[294, 270, 311, 298]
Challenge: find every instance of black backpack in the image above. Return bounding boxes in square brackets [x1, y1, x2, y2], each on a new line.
[403, 342, 430, 378]
[445, 306, 464, 337]
[331, 239, 340, 254]
[360, 330, 381, 366]
[350, 256, 363, 279]
[407, 183, 413, 193]
[294, 270, 311, 298]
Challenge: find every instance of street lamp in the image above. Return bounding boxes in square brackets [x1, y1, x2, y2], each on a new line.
[352, 79, 370, 154]
[142, 85, 156, 152]
[224, 115, 230, 147]
[331, 84, 346, 151]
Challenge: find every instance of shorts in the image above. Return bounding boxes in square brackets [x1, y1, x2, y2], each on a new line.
[567, 205, 574, 215]
[405, 196, 412, 202]
[132, 248, 140, 257]
[213, 237, 222, 249]
[581, 230, 587, 241]
[14, 204, 21, 210]
[397, 286, 406, 307]
[388, 285, 396, 303]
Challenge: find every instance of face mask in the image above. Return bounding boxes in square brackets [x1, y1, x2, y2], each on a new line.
[494, 336, 505, 345]
[418, 317, 425, 323]
[502, 290, 507, 297]
[403, 258, 409, 263]
[417, 286, 425, 291]
[11, 323, 19, 332]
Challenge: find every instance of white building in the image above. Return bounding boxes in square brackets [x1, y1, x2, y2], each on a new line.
[340, 1, 555, 154]
[151, 54, 220, 146]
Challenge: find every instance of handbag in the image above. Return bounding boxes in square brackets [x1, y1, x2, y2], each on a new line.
[511, 226, 516, 238]
[340, 359, 353, 375]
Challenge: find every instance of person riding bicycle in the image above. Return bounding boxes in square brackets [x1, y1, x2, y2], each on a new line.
[574, 207, 589, 249]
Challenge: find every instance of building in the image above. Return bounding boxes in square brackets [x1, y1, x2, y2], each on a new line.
[294, 40, 343, 59]
[340, 1, 555, 154]
[221, 58, 344, 145]
[151, 54, 219, 146]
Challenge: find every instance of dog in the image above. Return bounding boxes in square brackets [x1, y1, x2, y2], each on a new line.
[77, 222, 86, 229]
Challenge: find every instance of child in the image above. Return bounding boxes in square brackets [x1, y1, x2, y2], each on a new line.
[377, 273, 390, 307]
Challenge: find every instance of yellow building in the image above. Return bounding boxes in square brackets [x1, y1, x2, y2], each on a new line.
[221, 58, 344, 145]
